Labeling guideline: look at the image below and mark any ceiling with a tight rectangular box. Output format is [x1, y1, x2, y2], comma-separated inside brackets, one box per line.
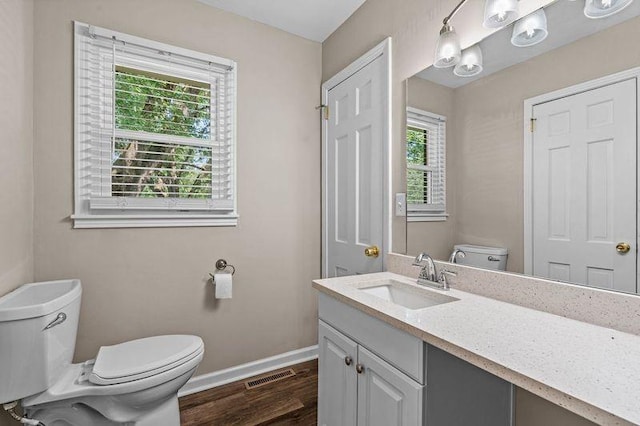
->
[197, 0, 367, 42]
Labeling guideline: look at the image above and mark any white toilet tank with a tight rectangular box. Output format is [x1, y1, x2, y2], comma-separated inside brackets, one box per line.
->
[453, 244, 508, 271]
[0, 280, 82, 403]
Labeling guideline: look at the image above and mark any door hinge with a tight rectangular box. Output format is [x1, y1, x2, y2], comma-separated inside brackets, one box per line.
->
[316, 104, 330, 120]
[530, 118, 537, 133]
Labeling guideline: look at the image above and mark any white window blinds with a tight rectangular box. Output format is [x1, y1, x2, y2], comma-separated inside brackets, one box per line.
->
[74, 22, 237, 228]
[406, 107, 446, 217]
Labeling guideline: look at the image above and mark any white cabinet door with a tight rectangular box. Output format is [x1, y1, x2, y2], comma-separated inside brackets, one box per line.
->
[532, 78, 637, 292]
[318, 321, 358, 426]
[356, 346, 423, 426]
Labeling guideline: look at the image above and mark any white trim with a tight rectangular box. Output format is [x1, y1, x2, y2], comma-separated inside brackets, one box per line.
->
[407, 214, 449, 222]
[523, 67, 640, 287]
[72, 215, 238, 229]
[178, 345, 319, 397]
[321, 37, 392, 278]
[406, 107, 445, 122]
[87, 22, 235, 69]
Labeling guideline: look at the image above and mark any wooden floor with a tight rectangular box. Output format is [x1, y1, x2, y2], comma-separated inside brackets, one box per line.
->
[179, 360, 318, 425]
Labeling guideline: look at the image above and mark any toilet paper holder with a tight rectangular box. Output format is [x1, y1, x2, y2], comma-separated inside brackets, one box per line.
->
[209, 259, 235, 282]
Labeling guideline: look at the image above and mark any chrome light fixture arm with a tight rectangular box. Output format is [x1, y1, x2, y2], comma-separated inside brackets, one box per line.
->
[442, 0, 471, 28]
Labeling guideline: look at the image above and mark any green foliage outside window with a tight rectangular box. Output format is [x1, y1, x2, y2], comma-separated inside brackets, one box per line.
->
[407, 127, 429, 204]
[112, 67, 213, 199]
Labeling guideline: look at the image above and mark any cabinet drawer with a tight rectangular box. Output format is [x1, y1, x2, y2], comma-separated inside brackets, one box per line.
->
[318, 293, 425, 384]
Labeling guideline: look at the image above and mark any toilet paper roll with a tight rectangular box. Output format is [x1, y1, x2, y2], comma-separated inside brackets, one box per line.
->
[214, 272, 233, 299]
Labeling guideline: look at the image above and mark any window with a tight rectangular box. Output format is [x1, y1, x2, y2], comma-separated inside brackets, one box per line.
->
[406, 107, 447, 221]
[73, 22, 237, 228]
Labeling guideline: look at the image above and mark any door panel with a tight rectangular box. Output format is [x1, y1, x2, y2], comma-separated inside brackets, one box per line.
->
[356, 346, 423, 426]
[318, 321, 358, 426]
[532, 78, 637, 293]
[327, 56, 385, 277]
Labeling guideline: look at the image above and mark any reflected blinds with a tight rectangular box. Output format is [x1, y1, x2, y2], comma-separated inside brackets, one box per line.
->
[406, 108, 446, 215]
[75, 22, 235, 212]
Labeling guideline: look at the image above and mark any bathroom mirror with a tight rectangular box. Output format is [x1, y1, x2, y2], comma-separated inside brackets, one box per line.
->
[404, 0, 640, 294]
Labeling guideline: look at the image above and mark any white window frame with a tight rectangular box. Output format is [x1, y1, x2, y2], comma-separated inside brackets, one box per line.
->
[72, 22, 237, 229]
[406, 107, 447, 222]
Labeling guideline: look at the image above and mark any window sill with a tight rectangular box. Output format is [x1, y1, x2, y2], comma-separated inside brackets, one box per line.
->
[71, 214, 238, 229]
[407, 213, 448, 223]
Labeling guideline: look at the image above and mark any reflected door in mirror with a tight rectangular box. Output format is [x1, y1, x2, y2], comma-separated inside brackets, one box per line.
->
[532, 79, 637, 293]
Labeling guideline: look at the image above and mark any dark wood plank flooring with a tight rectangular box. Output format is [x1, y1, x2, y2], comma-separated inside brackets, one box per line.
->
[179, 360, 318, 425]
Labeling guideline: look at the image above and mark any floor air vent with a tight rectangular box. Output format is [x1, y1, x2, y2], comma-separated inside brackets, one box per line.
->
[244, 368, 296, 390]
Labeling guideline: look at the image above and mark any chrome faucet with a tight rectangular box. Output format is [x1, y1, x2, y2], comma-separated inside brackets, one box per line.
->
[413, 252, 437, 283]
[413, 252, 457, 291]
[449, 248, 466, 263]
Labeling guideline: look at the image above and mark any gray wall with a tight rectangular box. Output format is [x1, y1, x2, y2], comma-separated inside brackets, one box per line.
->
[32, 0, 322, 376]
[0, 0, 34, 296]
[0, 2, 34, 424]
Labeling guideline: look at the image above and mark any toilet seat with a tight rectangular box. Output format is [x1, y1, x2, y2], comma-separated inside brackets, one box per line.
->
[90, 335, 204, 385]
[22, 335, 204, 407]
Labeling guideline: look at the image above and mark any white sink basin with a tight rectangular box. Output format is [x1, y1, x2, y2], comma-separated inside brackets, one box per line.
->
[359, 279, 459, 310]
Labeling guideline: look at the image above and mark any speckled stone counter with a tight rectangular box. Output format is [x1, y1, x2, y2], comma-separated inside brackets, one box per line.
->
[313, 272, 640, 425]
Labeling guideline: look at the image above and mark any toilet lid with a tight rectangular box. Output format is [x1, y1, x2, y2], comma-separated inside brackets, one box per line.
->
[89, 335, 204, 385]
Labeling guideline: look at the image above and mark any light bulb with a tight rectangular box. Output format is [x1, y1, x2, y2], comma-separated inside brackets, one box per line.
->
[483, 0, 519, 28]
[511, 9, 548, 47]
[454, 45, 483, 77]
[584, 0, 633, 18]
[434, 26, 461, 68]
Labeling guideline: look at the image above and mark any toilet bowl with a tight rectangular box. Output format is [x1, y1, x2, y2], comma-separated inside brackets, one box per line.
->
[0, 280, 204, 426]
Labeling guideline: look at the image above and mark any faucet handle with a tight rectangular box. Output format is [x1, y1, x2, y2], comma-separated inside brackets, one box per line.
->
[438, 269, 457, 290]
[439, 269, 457, 279]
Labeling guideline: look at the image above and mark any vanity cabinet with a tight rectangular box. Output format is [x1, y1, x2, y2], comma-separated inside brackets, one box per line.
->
[318, 293, 514, 426]
[319, 321, 423, 426]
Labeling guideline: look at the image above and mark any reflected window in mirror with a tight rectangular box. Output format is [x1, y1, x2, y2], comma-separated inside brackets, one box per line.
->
[406, 108, 447, 222]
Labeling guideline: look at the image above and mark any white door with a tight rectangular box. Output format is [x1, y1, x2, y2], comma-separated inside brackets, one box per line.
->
[532, 78, 637, 292]
[318, 321, 358, 426]
[356, 346, 423, 426]
[325, 54, 385, 278]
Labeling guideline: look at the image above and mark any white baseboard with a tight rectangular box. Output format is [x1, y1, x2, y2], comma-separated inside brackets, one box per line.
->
[178, 345, 319, 397]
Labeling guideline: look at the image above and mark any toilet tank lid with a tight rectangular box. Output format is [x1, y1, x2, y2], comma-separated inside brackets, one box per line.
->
[0, 279, 82, 322]
[454, 244, 508, 256]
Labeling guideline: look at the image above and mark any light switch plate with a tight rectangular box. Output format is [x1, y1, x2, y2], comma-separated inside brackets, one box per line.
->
[395, 193, 406, 216]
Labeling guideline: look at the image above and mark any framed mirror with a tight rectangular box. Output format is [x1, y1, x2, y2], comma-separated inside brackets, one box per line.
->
[404, 0, 640, 294]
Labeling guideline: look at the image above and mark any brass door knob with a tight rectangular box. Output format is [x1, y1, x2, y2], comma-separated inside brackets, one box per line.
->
[364, 246, 380, 258]
[356, 364, 365, 374]
[344, 356, 352, 366]
[616, 242, 631, 254]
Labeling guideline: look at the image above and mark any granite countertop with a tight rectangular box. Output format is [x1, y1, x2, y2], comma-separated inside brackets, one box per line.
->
[313, 272, 640, 426]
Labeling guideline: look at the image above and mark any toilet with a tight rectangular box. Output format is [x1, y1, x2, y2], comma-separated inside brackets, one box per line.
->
[453, 244, 508, 271]
[0, 279, 204, 426]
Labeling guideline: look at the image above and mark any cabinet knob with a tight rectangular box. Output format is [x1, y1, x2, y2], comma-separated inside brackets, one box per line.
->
[356, 363, 365, 374]
[345, 356, 352, 366]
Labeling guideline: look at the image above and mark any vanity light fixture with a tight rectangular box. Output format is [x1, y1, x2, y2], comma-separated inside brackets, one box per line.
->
[483, 0, 520, 28]
[511, 9, 548, 47]
[454, 45, 483, 77]
[433, 0, 469, 68]
[584, 0, 634, 18]
[434, 25, 462, 68]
